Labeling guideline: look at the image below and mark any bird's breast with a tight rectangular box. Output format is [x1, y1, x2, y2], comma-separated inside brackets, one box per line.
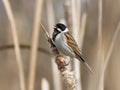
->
[54, 34, 75, 57]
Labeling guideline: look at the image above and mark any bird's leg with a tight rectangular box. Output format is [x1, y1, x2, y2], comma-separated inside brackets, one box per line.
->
[64, 58, 72, 66]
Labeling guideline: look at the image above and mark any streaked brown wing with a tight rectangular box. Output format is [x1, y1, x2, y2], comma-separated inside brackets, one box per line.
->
[65, 33, 93, 75]
[65, 32, 82, 56]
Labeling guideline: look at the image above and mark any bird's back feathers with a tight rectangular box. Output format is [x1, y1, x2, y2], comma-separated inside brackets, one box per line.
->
[65, 32, 93, 75]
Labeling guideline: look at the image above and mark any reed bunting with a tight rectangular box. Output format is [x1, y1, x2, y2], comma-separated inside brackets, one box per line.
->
[52, 23, 93, 74]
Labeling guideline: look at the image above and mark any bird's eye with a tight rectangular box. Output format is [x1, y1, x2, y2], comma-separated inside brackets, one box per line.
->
[54, 27, 61, 33]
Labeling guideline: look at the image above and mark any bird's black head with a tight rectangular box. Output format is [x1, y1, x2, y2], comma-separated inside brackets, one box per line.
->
[52, 23, 68, 41]
[55, 23, 66, 31]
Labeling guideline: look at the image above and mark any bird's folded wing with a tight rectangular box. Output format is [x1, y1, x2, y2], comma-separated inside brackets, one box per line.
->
[65, 32, 83, 58]
[65, 33, 94, 75]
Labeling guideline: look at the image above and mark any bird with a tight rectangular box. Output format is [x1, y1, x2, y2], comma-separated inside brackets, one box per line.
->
[52, 23, 93, 74]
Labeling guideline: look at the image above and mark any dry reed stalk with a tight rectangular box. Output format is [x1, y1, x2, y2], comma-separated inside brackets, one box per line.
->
[97, 0, 104, 90]
[71, 0, 82, 90]
[98, 0, 103, 42]
[28, 0, 43, 90]
[97, 0, 103, 63]
[41, 23, 59, 55]
[98, 23, 120, 90]
[97, 0, 103, 57]
[71, 0, 79, 39]
[46, 0, 62, 89]
[41, 78, 50, 90]
[104, 23, 120, 77]
[86, 0, 103, 89]
[2, 0, 26, 90]
[64, 0, 72, 32]
[79, 13, 87, 49]
[46, 0, 55, 35]
[97, 0, 103, 61]
[76, 0, 81, 36]
[40, 23, 50, 40]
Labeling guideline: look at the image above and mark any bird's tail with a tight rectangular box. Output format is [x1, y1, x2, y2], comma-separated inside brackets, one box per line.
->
[76, 55, 94, 75]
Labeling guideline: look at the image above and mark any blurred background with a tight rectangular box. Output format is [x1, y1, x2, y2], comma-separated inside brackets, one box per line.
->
[0, 0, 120, 90]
